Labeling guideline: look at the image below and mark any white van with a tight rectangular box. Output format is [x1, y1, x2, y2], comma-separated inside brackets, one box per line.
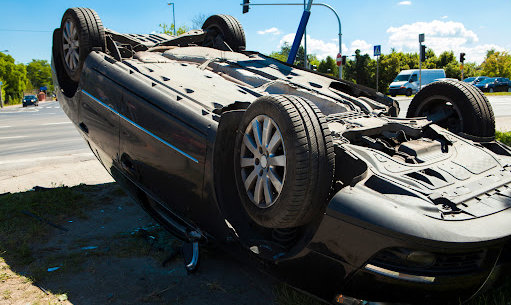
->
[388, 69, 445, 96]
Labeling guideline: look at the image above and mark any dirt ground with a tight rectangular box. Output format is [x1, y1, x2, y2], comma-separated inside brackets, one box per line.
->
[0, 182, 280, 305]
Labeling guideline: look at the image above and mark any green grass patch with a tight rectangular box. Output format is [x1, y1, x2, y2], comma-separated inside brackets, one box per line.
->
[274, 284, 324, 305]
[496, 131, 511, 146]
[485, 92, 511, 96]
[468, 276, 511, 305]
[0, 184, 105, 266]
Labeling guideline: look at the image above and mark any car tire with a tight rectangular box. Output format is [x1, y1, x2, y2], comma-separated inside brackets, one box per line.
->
[390, 94, 396, 97]
[406, 79, 495, 142]
[60, 7, 105, 82]
[202, 15, 246, 52]
[405, 88, 412, 96]
[234, 95, 335, 228]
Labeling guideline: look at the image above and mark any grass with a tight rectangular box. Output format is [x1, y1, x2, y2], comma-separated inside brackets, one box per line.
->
[496, 131, 511, 146]
[485, 92, 511, 96]
[467, 276, 511, 305]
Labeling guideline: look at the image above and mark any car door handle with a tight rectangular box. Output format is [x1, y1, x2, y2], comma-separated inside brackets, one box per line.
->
[120, 153, 137, 176]
[79, 122, 89, 134]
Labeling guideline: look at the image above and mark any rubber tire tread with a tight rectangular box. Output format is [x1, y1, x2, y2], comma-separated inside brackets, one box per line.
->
[234, 95, 334, 228]
[406, 79, 495, 141]
[60, 7, 105, 82]
[202, 14, 246, 51]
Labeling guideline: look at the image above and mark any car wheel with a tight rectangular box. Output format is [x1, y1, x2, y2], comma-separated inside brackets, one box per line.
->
[406, 79, 495, 142]
[60, 7, 105, 82]
[489, 88, 494, 93]
[405, 88, 412, 96]
[390, 94, 396, 97]
[202, 15, 246, 52]
[234, 95, 335, 228]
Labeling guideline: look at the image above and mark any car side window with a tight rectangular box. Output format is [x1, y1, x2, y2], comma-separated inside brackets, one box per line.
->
[410, 74, 418, 82]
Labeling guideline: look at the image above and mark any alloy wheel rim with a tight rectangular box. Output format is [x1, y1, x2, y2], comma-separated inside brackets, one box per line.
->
[240, 115, 286, 208]
[62, 19, 80, 72]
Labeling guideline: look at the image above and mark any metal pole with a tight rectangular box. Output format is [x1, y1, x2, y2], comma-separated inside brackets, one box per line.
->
[0, 82, 3, 108]
[376, 56, 379, 92]
[418, 34, 424, 93]
[303, 0, 307, 69]
[168, 3, 176, 35]
[245, 2, 342, 79]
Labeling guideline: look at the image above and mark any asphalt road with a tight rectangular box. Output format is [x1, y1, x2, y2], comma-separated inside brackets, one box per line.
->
[0, 101, 90, 165]
[0, 101, 113, 193]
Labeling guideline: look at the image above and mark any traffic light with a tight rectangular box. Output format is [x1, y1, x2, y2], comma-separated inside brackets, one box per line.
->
[342, 55, 347, 65]
[242, 0, 250, 14]
[460, 52, 466, 63]
[420, 45, 426, 62]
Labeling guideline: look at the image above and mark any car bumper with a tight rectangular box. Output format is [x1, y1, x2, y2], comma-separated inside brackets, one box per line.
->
[389, 87, 408, 95]
[295, 183, 511, 303]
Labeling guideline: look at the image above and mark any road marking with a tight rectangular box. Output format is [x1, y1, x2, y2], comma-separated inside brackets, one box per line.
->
[0, 152, 94, 165]
[0, 126, 12, 128]
[41, 122, 72, 126]
[0, 136, 27, 140]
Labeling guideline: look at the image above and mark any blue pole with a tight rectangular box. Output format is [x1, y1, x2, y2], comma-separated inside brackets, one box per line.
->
[287, 0, 313, 64]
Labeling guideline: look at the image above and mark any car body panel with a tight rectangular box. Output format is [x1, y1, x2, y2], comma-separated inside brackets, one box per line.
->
[51, 20, 511, 304]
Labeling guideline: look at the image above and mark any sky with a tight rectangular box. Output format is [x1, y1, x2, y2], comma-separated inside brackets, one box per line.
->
[0, 0, 510, 65]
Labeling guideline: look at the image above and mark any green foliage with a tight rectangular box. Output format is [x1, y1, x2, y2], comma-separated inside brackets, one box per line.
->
[496, 131, 511, 146]
[158, 23, 189, 36]
[0, 52, 29, 104]
[481, 50, 511, 78]
[269, 43, 319, 70]
[26, 59, 53, 92]
[317, 56, 338, 77]
[344, 49, 372, 86]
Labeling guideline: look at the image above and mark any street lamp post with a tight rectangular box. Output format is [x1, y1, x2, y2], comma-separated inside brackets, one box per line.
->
[242, 2, 343, 79]
[167, 3, 176, 36]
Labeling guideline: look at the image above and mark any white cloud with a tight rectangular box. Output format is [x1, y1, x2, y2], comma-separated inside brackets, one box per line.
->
[441, 15, 448, 19]
[386, 20, 507, 63]
[279, 33, 338, 59]
[349, 40, 373, 56]
[257, 27, 281, 35]
[398, 1, 412, 5]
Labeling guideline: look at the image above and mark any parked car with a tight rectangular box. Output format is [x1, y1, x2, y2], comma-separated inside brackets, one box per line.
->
[388, 69, 445, 96]
[475, 77, 511, 92]
[463, 76, 488, 85]
[52, 8, 511, 304]
[22, 95, 38, 107]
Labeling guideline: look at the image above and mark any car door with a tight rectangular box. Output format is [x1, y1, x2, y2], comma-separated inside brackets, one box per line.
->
[118, 87, 207, 219]
[79, 66, 121, 173]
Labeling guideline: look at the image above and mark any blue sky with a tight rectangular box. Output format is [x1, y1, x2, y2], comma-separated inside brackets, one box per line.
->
[1, 0, 509, 64]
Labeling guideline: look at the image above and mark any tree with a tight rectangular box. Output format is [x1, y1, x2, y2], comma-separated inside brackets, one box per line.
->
[344, 49, 372, 86]
[159, 23, 189, 36]
[480, 50, 511, 78]
[191, 13, 207, 29]
[26, 59, 53, 92]
[0, 52, 28, 104]
[268, 42, 318, 69]
[317, 56, 338, 77]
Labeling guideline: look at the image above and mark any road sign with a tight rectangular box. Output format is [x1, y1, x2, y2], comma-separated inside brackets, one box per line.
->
[419, 33, 425, 43]
[336, 53, 342, 67]
[373, 45, 381, 57]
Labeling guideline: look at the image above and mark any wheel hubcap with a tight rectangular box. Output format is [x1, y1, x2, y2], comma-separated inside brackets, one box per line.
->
[240, 115, 286, 208]
[62, 19, 80, 71]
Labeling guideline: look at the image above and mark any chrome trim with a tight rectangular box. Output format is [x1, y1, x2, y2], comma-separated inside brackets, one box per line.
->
[81, 90, 199, 163]
[364, 264, 435, 283]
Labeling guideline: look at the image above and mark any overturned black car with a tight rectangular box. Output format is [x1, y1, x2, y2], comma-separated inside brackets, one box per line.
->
[52, 8, 511, 304]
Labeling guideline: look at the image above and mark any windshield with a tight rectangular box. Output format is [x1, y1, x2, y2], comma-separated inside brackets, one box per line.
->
[479, 78, 496, 84]
[393, 74, 411, 82]
[463, 77, 475, 82]
[24, 95, 36, 99]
